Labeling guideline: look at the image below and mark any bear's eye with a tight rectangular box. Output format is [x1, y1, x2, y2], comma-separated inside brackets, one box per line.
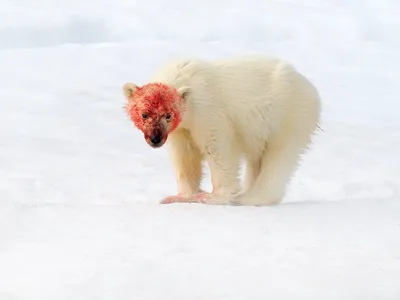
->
[165, 113, 172, 120]
[142, 113, 149, 119]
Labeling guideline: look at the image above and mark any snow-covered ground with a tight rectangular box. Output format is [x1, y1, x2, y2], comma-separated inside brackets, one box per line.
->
[1, 0, 400, 299]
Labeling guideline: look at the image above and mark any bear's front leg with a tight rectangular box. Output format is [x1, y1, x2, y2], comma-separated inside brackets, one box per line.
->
[186, 138, 242, 205]
[160, 130, 204, 204]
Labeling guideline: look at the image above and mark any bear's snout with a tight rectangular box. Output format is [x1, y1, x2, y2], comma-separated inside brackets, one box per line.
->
[145, 128, 167, 148]
[150, 134, 162, 146]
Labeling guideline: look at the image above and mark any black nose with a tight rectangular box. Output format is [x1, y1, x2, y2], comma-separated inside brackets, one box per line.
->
[150, 134, 162, 145]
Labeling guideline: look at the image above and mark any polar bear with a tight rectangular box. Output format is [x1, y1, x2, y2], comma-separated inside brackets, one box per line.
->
[123, 55, 321, 206]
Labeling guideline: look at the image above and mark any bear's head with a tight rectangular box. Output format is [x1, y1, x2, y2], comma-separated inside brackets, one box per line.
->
[123, 82, 190, 148]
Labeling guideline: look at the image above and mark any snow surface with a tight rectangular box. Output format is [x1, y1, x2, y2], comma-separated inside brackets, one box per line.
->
[1, 0, 400, 299]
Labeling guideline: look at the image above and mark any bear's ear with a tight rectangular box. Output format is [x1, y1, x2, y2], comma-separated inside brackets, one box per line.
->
[177, 86, 190, 101]
[122, 82, 138, 99]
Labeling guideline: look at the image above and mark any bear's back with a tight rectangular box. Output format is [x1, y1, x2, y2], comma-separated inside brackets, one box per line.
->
[149, 58, 211, 87]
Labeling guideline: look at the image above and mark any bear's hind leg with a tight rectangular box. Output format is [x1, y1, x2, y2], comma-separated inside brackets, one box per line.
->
[233, 129, 313, 206]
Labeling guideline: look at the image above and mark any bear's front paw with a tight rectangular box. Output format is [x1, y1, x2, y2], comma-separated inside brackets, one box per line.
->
[160, 194, 188, 204]
[160, 191, 208, 204]
[189, 192, 233, 205]
[160, 191, 234, 205]
[160, 192, 202, 204]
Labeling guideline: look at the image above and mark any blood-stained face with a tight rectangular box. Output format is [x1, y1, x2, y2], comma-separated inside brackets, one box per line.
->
[123, 82, 189, 148]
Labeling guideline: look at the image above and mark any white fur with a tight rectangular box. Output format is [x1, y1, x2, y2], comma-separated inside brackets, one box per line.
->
[149, 55, 321, 206]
